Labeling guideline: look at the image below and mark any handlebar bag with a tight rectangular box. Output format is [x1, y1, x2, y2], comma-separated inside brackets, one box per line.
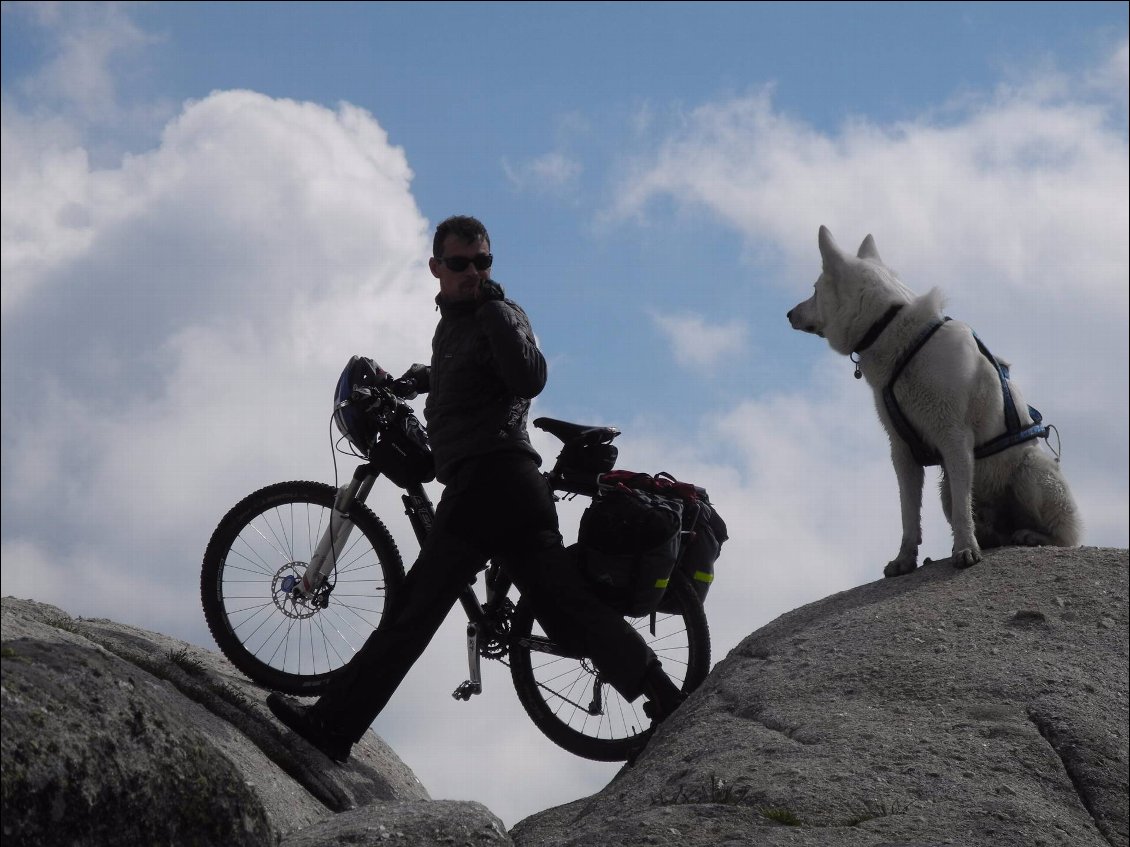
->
[577, 487, 683, 617]
[370, 405, 436, 487]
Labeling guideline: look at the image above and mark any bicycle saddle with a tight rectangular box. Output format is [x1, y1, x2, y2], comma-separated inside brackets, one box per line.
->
[533, 417, 620, 446]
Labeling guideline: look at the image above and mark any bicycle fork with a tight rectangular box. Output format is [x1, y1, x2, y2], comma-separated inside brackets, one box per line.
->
[299, 468, 376, 597]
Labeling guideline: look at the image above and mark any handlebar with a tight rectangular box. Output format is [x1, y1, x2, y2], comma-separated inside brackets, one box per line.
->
[390, 377, 420, 399]
[350, 375, 418, 405]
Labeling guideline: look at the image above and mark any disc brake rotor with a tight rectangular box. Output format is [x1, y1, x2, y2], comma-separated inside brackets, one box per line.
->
[272, 563, 334, 619]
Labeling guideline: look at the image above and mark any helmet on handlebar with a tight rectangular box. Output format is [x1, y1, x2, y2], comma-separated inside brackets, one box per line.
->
[333, 356, 390, 455]
[333, 355, 436, 486]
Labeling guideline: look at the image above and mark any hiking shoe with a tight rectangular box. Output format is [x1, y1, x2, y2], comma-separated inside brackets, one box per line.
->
[266, 693, 352, 764]
[640, 661, 687, 723]
[641, 683, 687, 727]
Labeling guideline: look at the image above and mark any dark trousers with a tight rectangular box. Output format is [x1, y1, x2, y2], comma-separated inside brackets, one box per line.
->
[313, 450, 657, 742]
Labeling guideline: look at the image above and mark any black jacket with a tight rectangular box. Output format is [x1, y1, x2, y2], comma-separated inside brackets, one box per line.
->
[421, 280, 546, 483]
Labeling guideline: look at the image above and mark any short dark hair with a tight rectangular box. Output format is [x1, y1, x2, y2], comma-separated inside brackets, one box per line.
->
[433, 215, 490, 258]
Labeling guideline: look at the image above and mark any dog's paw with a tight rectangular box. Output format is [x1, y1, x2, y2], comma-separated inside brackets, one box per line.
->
[952, 547, 983, 569]
[884, 556, 918, 578]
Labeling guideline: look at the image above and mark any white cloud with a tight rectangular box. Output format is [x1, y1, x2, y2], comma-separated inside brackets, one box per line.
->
[0, 106, 93, 308]
[1089, 37, 1130, 110]
[501, 108, 592, 197]
[610, 80, 1128, 308]
[2, 7, 1126, 831]
[1, 89, 437, 638]
[502, 151, 583, 193]
[607, 41, 1129, 551]
[2, 1, 173, 151]
[649, 309, 748, 369]
[28, 5, 155, 120]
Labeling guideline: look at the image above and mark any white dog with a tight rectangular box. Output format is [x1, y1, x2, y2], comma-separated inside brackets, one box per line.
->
[788, 226, 1080, 576]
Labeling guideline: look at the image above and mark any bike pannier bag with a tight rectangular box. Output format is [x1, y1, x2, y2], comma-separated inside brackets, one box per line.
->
[577, 487, 683, 617]
[596, 470, 729, 613]
[657, 498, 729, 613]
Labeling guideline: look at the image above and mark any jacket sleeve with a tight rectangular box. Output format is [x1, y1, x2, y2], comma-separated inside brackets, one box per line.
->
[476, 300, 548, 399]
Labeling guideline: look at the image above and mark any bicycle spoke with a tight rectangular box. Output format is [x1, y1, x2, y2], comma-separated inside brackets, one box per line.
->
[204, 483, 400, 687]
[509, 573, 708, 759]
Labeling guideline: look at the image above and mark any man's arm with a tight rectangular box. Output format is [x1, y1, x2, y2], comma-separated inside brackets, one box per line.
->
[477, 300, 547, 399]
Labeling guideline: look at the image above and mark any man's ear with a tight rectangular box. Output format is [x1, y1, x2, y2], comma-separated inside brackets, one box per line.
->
[429, 257, 442, 279]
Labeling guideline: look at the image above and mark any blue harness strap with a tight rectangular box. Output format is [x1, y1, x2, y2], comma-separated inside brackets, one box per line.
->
[882, 318, 1049, 467]
[970, 333, 1049, 460]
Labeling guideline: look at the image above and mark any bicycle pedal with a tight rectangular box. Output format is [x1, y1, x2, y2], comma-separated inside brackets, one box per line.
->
[452, 680, 481, 701]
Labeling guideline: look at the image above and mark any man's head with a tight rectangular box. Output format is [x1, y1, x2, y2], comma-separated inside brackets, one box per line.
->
[430, 215, 493, 303]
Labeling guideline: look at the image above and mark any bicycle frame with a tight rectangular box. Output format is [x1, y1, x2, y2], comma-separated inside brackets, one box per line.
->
[296, 424, 613, 703]
[203, 369, 712, 761]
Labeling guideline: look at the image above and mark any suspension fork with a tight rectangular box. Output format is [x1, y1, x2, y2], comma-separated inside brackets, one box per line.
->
[400, 481, 435, 546]
[301, 464, 377, 594]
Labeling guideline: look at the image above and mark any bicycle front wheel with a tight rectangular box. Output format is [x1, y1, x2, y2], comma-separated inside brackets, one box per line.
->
[509, 572, 710, 762]
[200, 480, 405, 695]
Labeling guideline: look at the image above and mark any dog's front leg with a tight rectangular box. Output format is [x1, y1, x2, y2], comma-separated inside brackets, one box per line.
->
[940, 439, 982, 568]
[885, 443, 924, 577]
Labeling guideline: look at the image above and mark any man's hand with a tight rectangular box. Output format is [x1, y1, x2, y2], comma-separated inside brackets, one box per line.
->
[393, 364, 430, 399]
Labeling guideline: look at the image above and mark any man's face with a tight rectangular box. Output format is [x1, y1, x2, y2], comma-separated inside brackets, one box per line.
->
[430, 234, 492, 303]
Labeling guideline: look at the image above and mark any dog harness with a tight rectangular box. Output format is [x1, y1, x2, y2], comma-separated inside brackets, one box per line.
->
[855, 307, 1050, 468]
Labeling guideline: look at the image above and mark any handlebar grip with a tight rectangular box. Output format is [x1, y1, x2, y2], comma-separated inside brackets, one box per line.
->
[390, 377, 419, 399]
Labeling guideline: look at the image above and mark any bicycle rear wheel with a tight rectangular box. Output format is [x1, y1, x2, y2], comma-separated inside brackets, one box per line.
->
[200, 480, 404, 695]
[509, 572, 710, 761]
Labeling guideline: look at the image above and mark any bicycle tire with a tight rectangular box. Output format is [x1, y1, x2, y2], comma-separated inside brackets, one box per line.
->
[201, 480, 405, 695]
[508, 572, 710, 762]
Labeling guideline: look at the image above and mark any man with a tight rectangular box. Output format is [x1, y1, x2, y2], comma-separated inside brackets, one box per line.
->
[267, 215, 684, 763]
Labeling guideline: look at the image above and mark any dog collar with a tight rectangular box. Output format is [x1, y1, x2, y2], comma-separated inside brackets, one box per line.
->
[853, 304, 904, 354]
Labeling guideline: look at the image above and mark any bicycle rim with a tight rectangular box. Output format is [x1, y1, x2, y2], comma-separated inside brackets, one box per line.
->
[509, 573, 710, 761]
[201, 480, 404, 695]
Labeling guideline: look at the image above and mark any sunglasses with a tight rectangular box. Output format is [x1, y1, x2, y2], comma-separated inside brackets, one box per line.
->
[437, 253, 493, 272]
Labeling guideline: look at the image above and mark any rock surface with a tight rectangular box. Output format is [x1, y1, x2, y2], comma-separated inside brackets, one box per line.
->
[512, 546, 1128, 847]
[2, 545, 1126, 846]
[0, 597, 508, 846]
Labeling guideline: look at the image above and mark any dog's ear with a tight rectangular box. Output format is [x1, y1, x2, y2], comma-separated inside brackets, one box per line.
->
[818, 225, 846, 275]
[857, 234, 882, 263]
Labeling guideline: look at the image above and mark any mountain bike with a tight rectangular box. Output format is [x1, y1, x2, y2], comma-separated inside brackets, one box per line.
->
[200, 357, 711, 761]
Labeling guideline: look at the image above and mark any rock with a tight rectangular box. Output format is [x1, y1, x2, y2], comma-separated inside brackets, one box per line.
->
[280, 800, 511, 846]
[1, 597, 512, 846]
[4, 545, 1126, 847]
[511, 546, 1129, 847]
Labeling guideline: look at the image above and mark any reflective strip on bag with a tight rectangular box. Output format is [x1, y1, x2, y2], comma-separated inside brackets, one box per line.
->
[693, 570, 714, 584]
[654, 577, 670, 589]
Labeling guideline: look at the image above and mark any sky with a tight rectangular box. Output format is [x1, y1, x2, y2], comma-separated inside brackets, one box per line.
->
[2, 0, 1127, 830]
